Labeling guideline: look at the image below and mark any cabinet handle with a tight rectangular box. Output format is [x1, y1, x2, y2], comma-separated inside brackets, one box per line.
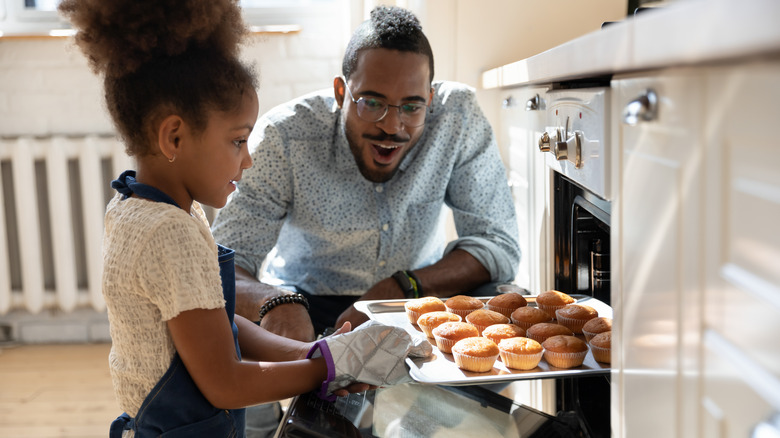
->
[526, 94, 544, 111]
[752, 413, 780, 438]
[623, 89, 658, 125]
[502, 96, 515, 109]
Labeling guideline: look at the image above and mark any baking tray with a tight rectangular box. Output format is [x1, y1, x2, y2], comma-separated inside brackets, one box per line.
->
[354, 294, 611, 386]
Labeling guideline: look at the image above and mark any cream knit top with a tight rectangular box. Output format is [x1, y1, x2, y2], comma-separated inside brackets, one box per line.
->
[102, 193, 225, 417]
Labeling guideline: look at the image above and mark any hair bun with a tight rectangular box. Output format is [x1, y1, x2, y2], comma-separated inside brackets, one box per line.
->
[59, 0, 247, 78]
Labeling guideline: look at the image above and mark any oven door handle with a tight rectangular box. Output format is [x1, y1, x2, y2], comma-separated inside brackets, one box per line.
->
[623, 89, 658, 125]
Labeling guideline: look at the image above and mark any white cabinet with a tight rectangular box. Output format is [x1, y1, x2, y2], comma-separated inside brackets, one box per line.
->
[700, 61, 780, 438]
[612, 61, 780, 438]
[613, 69, 705, 438]
[499, 87, 551, 294]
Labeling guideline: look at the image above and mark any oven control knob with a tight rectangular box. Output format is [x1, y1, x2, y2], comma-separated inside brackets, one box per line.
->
[538, 132, 552, 152]
[555, 131, 586, 168]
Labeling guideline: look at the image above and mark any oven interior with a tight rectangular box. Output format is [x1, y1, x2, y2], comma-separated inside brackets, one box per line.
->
[552, 171, 611, 438]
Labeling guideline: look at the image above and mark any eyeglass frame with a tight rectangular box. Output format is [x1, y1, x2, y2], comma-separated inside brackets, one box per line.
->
[342, 79, 430, 127]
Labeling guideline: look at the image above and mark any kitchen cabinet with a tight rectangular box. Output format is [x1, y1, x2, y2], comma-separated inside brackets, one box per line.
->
[499, 86, 551, 295]
[612, 60, 780, 437]
[612, 68, 705, 438]
[700, 61, 780, 437]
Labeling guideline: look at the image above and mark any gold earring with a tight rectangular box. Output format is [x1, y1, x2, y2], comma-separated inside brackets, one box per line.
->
[168, 154, 176, 163]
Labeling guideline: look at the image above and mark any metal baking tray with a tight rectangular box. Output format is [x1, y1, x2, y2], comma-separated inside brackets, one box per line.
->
[354, 294, 611, 386]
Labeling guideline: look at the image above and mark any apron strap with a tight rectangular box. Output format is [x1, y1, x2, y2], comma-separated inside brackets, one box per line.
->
[109, 412, 133, 438]
[111, 169, 180, 208]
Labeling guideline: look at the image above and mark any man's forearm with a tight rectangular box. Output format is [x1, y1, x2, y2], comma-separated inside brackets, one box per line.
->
[411, 249, 490, 298]
[234, 265, 285, 321]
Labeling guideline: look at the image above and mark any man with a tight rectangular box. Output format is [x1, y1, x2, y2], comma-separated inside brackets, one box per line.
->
[212, 5, 520, 342]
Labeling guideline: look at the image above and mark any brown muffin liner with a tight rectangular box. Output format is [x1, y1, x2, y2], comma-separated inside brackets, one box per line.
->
[582, 328, 602, 342]
[486, 304, 516, 318]
[590, 345, 611, 363]
[510, 316, 553, 331]
[526, 331, 553, 344]
[537, 304, 568, 319]
[555, 313, 589, 334]
[452, 352, 499, 373]
[446, 304, 484, 319]
[499, 350, 544, 370]
[543, 350, 588, 368]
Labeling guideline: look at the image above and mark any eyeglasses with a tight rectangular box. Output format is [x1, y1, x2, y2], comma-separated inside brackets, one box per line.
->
[343, 82, 428, 127]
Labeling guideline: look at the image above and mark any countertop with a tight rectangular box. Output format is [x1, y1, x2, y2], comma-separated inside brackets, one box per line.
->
[482, 0, 780, 89]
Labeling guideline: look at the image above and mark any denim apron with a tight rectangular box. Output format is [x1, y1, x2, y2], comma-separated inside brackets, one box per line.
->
[108, 170, 245, 437]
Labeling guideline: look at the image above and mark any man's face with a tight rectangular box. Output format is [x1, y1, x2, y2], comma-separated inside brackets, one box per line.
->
[337, 48, 433, 183]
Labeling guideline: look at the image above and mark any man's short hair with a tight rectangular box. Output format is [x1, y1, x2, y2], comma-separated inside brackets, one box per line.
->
[342, 6, 434, 83]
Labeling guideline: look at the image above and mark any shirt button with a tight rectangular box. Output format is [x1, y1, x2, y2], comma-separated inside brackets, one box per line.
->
[378, 260, 386, 267]
[382, 223, 389, 231]
[375, 185, 383, 193]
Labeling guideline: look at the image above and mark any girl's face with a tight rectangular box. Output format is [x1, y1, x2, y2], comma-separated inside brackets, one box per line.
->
[180, 89, 259, 209]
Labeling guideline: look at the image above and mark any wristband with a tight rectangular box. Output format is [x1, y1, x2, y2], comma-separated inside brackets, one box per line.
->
[306, 339, 336, 401]
[256, 293, 309, 325]
[392, 270, 421, 299]
[406, 270, 423, 297]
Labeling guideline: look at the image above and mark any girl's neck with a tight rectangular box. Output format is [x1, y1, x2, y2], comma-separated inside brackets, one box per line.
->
[133, 160, 193, 212]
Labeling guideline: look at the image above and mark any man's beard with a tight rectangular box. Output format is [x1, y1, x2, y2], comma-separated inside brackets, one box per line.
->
[345, 125, 411, 183]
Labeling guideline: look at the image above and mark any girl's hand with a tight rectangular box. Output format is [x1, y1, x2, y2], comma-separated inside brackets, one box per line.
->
[325, 321, 379, 397]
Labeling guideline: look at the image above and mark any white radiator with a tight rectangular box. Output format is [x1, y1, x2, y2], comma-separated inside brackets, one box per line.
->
[0, 135, 133, 315]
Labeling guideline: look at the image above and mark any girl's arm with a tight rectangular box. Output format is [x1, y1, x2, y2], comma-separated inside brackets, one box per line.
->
[167, 307, 326, 409]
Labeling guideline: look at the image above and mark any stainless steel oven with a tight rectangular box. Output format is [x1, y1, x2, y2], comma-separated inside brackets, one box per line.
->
[538, 84, 613, 438]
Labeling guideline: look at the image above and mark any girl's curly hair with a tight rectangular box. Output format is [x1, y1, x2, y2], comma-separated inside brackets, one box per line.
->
[59, 0, 258, 156]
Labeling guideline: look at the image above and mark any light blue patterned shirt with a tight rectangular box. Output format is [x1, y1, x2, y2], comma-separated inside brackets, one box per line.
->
[211, 81, 520, 296]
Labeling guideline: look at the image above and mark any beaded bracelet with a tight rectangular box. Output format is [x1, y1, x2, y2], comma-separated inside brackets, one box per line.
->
[256, 293, 309, 325]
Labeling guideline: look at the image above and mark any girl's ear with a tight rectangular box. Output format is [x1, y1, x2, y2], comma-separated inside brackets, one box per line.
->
[157, 115, 184, 162]
[333, 76, 346, 108]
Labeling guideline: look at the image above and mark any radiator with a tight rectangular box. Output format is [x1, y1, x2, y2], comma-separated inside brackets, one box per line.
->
[0, 135, 133, 315]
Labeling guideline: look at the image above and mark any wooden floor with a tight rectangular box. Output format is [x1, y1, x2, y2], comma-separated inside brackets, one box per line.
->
[0, 343, 117, 438]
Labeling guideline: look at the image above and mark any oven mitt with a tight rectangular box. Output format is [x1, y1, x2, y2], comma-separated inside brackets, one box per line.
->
[306, 320, 432, 401]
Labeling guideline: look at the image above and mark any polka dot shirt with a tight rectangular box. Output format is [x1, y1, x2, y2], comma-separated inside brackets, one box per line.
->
[211, 81, 520, 296]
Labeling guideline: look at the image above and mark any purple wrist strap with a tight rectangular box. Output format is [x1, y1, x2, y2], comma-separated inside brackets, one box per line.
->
[306, 339, 337, 401]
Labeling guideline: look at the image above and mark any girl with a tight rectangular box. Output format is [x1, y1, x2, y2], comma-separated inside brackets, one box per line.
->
[58, 1, 429, 437]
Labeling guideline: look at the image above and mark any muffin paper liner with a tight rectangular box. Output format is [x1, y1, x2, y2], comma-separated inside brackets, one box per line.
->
[452, 352, 499, 373]
[543, 350, 588, 368]
[499, 350, 544, 370]
[589, 345, 611, 363]
[555, 313, 591, 334]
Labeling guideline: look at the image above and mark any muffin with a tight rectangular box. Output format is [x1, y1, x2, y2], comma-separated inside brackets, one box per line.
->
[486, 292, 528, 318]
[497, 337, 544, 370]
[404, 296, 446, 324]
[542, 335, 589, 368]
[555, 304, 598, 334]
[525, 322, 574, 344]
[589, 331, 611, 364]
[482, 323, 526, 345]
[535, 290, 575, 319]
[465, 308, 510, 335]
[431, 321, 479, 354]
[510, 306, 553, 330]
[451, 337, 499, 373]
[444, 295, 484, 319]
[417, 311, 462, 338]
[582, 317, 613, 342]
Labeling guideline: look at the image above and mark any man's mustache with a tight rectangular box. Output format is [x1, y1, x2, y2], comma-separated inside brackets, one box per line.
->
[363, 133, 410, 143]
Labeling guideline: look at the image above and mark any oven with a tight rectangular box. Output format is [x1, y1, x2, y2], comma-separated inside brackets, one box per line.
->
[538, 84, 613, 438]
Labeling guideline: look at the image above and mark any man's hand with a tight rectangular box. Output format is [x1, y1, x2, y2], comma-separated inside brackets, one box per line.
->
[335, 277, 405, 328]
[235, 266, 316, 342]
[260, 303, 316, 342]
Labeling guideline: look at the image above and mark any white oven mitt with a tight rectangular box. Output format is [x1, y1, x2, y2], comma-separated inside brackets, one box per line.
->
[306, 320, 432, 401]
